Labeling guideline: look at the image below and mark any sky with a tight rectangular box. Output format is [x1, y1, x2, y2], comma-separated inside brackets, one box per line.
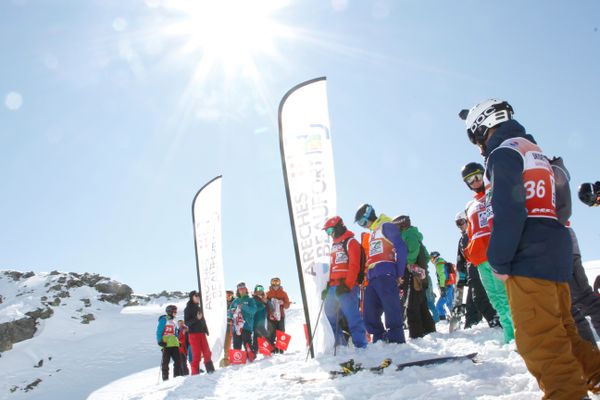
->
[1, 0, 599, 302]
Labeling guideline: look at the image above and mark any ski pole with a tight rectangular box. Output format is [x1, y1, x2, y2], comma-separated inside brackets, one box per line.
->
[305, 297, 326, 362]
[157, 351, 163, 384]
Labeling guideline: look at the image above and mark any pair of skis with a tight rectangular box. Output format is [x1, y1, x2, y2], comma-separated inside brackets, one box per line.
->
[281, 352, 478, 383]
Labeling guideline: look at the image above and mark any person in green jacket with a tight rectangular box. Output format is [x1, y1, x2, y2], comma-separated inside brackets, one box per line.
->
[251, 284, 270, 354]
[393, 215, 436, 338]
[228, 282, 257, 360]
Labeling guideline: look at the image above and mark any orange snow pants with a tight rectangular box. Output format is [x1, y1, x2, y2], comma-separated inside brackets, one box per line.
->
[505, 276, 600, 400]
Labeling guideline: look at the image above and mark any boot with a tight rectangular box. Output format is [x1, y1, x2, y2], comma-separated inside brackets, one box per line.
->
[205, 361, 215, 374]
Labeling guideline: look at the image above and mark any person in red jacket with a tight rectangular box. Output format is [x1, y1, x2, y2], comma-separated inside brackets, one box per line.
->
[177, 320, 190, 375]
[321, 216, 367, 348]
[266, 277, 290, 353]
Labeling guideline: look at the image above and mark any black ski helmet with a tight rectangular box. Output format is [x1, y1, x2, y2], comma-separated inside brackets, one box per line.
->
[355, 204, 376, 227]
[392, 215, 411, 229]
[165, 305, 177, 316]
[578, 182, 600, 207]
[461, 162, 485, 192]
[430, 251, 440, 260]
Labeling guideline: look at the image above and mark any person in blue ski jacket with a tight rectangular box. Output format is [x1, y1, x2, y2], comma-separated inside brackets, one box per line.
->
[156, 304, 182, 380]
[355, 204, 408, 344]
[228, 282, 257, 360]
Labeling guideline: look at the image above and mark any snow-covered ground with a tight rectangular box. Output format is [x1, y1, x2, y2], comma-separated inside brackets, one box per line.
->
[3, 266, 600, 400]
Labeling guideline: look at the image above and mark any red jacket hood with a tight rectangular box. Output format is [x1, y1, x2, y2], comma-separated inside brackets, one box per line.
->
[333, 229, 355, 244]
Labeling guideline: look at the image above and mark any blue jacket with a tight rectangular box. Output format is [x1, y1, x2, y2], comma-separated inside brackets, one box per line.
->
[228, 295, 257, 331]
[156, 315, 180, 347]
[484, 120, 572, 282]
[367, 215, 408, 280]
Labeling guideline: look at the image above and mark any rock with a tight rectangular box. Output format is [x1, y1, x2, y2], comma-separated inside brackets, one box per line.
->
[0, 317, 37, 352]
[24, 378, 42, 392]
[95, 281, 133, 304]
[10, 386, 18, 393]
[5, 271, 23, 281]
[123, 299, 140, 307]
[47, 284, 62, 292]
[65, 278, 84, 289]
[57, 291, 70, 299]
[34, 359, 43, 368]
[81, 298, 91, 307]
[22, 272, 35, 279]
[40, 296, 48, 302]
[49, 297, 61, 307]
[25, 307, 54, 320]
[80, 314, 95, 324]
[79, 273, 104, 287]
[57, 276, 67, 284]
[49, 270, 60, 276]
[0, 294, 3, 304]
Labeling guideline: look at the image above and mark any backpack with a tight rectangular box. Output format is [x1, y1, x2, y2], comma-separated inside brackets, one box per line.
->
[341, 237, 366, 285]
[547, 156, 571, 226]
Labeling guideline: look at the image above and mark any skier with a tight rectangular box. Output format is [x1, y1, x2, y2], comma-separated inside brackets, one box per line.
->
[220, 289, 235, 367]
[184, 291, 215, 374]
[460, 161, 514, 342]
[177, 320, 190, 375]
[460, 98, 600, 398]
[455, 211, 499, 329]
[251, 284, 270, 354]
[392, 215, 436, 338]
[569, 227, 600, 345]
[266, 277, 290, 353]
[321, 216, 367, 349]
[228, 282, 257, 360]
[156, 305, 182, 380]
[354, 204, 408, 344]
[430, 252, 456, 321]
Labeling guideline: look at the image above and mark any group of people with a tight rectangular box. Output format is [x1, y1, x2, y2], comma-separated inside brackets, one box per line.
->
[224, 278, 290, 363]
[321, 99, 600, 399]
[157, 98, 600, 399]
[156, 290, 214, 381]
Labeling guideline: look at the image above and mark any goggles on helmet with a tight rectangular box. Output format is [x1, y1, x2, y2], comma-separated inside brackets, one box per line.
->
[271, 278, 281, 286]
[325, 227, 335, 236]
[465, 173, 483, 185]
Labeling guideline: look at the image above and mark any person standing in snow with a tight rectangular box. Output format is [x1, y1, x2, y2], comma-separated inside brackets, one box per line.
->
[184, 290, 215, 374]
[229, 282, 257, 360]
[430, 252, 456, 321]
[568, 227, 600, 346]
[460, 161, 514, 342]
[266, 277, 290, 353]
[321, 216, 367, 348]
[355, 204, 408, 344]
[460, 98, 600, 398]
[392, 215, 436, 339]
[454, 211, 499, 329]
[177, 320, 190, 375]
[251, 284, 270, 354]
[156, 305, 182, 380]
[220, 289, 235, 367]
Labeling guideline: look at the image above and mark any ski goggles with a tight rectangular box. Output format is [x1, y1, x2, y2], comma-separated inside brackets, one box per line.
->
[455, 219, 467, 227]
[464, 173, 483, 185]
[237, 282, 247, 289]
[254, 285, 265, 293]
[270, 278, 281, 286]
[356, 215, 369, 228]
[325, 227, 335, 236]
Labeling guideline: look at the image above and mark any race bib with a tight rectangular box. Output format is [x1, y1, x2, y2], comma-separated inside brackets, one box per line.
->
[477, 211, 488, 228]
[369, 240, 383, 257]
[334, 251, 348, 264]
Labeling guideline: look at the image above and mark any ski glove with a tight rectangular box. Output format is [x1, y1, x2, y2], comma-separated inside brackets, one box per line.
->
[158, 341, 166, 348]
[335, 282, 351, 296]
[321, 288, 328, 300]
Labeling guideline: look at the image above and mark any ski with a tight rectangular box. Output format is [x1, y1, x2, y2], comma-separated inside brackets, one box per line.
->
[396, 352, 478, 371]
[280, 358, 393, 384]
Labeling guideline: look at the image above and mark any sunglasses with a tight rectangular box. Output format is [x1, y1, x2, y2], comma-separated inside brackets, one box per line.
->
[456, 219, 467, 227]
[465, 173, 483, 185]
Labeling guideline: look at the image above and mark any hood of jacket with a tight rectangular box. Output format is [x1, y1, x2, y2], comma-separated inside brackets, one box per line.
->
[483, 119, 537, 158]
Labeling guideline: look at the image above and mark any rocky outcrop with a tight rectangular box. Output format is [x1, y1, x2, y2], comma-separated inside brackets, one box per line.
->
[0, 317, 37, 352]
[80, 313, 95, 324]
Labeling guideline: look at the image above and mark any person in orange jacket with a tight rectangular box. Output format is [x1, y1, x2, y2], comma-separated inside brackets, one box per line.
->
[266, 277, 290, 353]
[321, 216, 367, 348]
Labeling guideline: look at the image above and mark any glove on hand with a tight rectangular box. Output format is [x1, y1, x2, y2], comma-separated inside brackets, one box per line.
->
[158, 341, 166, 348]
[335, 282, 351, 296]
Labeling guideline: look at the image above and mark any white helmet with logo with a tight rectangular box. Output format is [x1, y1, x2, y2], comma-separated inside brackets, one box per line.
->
[459, 99, 514, 145]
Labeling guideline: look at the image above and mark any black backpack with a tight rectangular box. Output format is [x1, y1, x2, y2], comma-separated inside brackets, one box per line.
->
[547, 156, 571, 226]
[341, 237, 366, 285]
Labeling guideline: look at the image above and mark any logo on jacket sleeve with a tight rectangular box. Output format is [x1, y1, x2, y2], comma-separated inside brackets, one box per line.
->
[369, 240, 383, 257]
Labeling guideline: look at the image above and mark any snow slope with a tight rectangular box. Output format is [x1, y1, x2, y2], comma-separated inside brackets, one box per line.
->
[4, 265, 600, 400]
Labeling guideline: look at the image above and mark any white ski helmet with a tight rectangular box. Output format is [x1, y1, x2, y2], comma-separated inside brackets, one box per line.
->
[459, 99, 514, 145]
[455, 210, 467, 222]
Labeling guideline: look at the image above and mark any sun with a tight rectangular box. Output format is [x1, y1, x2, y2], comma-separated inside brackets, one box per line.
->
[159, 0, 292, 82]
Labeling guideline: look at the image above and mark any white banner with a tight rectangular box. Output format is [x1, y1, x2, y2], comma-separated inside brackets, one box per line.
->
[192, 176, 227, 365]
[278, 77, 336, 357]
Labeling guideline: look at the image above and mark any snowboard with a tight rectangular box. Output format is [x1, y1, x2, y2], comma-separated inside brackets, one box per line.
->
[396, 352, 478, 371]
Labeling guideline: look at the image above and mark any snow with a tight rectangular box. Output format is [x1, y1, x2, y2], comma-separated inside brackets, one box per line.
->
[3, 268, 600, 400]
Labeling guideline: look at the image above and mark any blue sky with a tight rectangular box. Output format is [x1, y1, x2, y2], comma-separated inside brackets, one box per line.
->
[1, 0, 599, 302]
